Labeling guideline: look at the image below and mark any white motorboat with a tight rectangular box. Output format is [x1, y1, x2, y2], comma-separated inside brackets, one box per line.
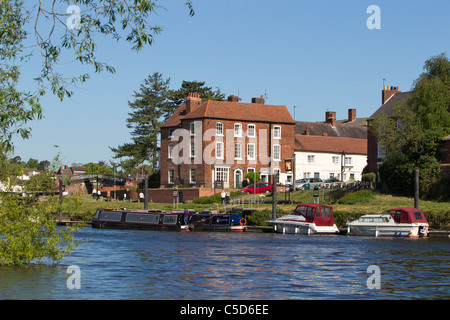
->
[268, 203, 339, 235]
[347, 207, 429, 237]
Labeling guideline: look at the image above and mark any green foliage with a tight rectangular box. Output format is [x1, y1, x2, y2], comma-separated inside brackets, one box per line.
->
[362, 173, 376, 183]
[370, 53, 450, 198]
[84, 162, 114, 175]
[170, 80, 226, 104]
[337, 190, 377, 205]
[0, 192, 82, 266]
[244, 172, 260, 184]
[111, 72, 177, 172]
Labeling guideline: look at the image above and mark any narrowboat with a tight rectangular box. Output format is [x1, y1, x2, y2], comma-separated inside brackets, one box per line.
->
[189, 208, 251, 232]
[346, 207, 429, 237]
[268, 203, 339, 235]
[91, 208, 190, 231]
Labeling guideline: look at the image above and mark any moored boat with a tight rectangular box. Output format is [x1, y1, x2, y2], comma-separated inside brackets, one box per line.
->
[91, 208, 190, 231]
[189, 208, 251, 232]
[346, 207, 429, 237]
[268, 203, 339, 235]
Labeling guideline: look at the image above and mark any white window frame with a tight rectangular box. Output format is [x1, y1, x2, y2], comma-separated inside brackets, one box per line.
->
[189, 168, 196, 184]
[190, 140, 195, 158]
[234, 123, 242, 137]
[216, 122, 224, 136]
[345, 157, 352, 165]
[332, 156, 339, 164]
[168, 169, 174, 184]
[215, 167, 229, 183]
[273, 144, 281, 161]
[168, 143, 174, 159]
[216, 141, 224, 159]
[307, 155, 315, 163]
[190, 122, 195, 136]
[247, 143, 256, 160]
[234, 143, 242, 160]
[247, 124, 256, 138]
[273, 126, 281, 139]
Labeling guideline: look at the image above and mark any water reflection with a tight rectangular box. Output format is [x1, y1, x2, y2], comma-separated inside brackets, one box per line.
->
[0, 228, 449, 299]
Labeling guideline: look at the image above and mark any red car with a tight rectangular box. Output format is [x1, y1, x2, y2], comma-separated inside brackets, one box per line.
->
[241, 182, 273, 194]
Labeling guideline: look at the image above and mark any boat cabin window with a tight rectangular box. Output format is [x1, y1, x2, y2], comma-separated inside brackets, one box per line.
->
[389, 210, 402, 222]
[360, 217, 388, 223]
[321, 206, 330, 217]
[414, 212, 424, 220]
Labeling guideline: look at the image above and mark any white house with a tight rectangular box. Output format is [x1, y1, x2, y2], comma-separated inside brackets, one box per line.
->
[294, 135, 367, 182]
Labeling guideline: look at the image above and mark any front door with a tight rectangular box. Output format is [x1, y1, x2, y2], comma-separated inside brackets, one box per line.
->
[235, 170, 242, 188]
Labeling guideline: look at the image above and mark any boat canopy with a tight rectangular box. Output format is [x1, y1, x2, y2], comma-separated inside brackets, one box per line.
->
[292, 203, 334, 225]
[385, 207, 428, 224]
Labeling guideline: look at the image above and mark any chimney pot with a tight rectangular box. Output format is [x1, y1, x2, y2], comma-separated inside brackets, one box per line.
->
[186, 92, 202, 114]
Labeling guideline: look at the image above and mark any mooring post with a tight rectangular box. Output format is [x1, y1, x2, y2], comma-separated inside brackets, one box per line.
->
[272, 172, 278, 220]
[144, 175, 148, 210]
[414, 169, 419, 209]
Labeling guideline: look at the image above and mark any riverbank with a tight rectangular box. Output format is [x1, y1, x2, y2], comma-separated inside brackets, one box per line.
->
[59, 190, 449, 231]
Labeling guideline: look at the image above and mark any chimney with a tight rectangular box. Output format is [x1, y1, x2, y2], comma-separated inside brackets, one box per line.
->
[348, 108, 356, 122]
[251, 95, 265, 104]
[325, 111, 336, 126]
[186, 92, 202, 114]
[228, 95, 239, 102]
[304, 126, 310, 135]
[381, 85, 401, 105]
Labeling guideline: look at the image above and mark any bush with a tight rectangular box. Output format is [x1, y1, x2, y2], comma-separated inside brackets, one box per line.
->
[337, 190, 377, 204]
[192, 192, 241, 204]
[362, 173, 376, 183]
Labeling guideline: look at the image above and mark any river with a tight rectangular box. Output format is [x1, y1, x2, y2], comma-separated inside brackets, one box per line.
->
[0, 227, 449, 300]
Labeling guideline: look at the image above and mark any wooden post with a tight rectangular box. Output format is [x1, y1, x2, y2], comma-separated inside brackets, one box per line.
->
[414, 169, 419, 209]
[272, 172, 278, 220]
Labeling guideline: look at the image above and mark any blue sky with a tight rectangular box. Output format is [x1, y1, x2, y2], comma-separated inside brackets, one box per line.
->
[12, 0, 450, 166]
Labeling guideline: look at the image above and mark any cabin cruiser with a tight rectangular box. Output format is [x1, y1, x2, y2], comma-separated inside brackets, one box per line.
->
[268, 203, 339, 235]
[346, 207, 429, 237]
[189, 208, 252, 232]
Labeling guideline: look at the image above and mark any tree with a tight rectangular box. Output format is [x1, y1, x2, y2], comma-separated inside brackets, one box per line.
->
[370, 53, 450, 198]
[111, 72, 177, 173]
[170, 80, 226, 106]
[0, 0, 195, 152]
[85, 161, 114, 175]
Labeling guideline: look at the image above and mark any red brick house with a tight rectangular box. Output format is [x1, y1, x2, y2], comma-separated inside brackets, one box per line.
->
[160, 93, 295, 189]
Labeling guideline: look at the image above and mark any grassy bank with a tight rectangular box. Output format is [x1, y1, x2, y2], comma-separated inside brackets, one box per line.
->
[61, 190, 450, 230]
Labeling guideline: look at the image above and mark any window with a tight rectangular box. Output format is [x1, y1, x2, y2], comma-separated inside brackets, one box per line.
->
[190, 141, 195, 158]
[273, 144, 281, 161]
[303, 172, 311, 178]
[168, 143, 174, 159]
[247, 124, 255, 137]
[216, 122, 224, 136]
[234, 123, 242, 137]
[345, 157, 352, 165]
[273, 126, 281, 139]
[215, 167, 229, 182]
[189, 168, 195, 183]
[168, 169, 174, 184]
[190, 122, 195, 136]
[377, 142, 386, 158]
[234, 143, 242, 160]
[332, 156, 339, 164]
[168, 128, 175, 139]
[329, 173, 335, 179]
[307, 155, 315, 163]
[216, 142, 224, 159]
[314, 172, 320, 179]
[247, 143, 255, 160]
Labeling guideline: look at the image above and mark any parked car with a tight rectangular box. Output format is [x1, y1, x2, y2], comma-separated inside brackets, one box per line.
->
[241, 182, 273, 194]
[324, 178, 341, 183]
[295, 178, 323, 190]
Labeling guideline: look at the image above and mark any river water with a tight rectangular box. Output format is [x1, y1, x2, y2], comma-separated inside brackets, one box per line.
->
[0, 227, 449, 300]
